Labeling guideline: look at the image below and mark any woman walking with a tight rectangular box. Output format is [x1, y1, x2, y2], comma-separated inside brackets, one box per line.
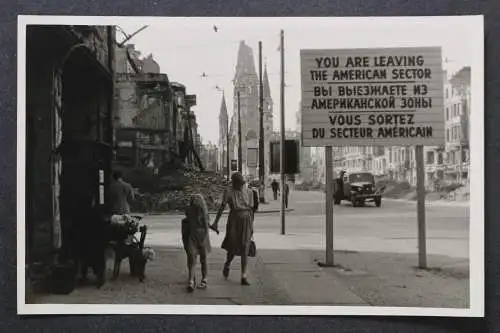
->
[182, 194, 212, 292]
[210, 172, 254, 285]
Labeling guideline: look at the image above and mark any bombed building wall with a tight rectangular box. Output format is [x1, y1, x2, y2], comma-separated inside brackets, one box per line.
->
[114, 73, 179, 169]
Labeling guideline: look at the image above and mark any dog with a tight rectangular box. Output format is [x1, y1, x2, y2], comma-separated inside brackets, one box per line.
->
[111, 225, 154, 282]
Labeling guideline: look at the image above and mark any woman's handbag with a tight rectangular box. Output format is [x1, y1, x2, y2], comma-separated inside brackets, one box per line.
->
[248, 239, 257, 257]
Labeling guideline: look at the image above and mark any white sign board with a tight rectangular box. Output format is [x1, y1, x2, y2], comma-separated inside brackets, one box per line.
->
[300, 47, 444, 147]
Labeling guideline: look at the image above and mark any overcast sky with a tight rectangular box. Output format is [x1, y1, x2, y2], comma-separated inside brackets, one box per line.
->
[119, 16, 478, 145]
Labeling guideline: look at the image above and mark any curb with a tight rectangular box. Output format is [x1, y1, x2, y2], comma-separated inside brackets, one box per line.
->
[133, 208, 295, 217]
[384, 198, 469, 207]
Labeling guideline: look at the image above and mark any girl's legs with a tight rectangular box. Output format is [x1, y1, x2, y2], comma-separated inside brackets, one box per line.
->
[187, 253, 196, 292]
[223, 252, 234, 279]
[200, 252, 207, 280]
[198, 250, 208, 289]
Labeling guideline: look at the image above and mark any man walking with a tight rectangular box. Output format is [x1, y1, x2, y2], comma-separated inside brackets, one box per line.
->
[271, 179, 279, 200]
[284, 182, 290, 209]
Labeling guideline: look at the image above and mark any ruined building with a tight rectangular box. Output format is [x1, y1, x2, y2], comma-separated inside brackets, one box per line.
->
[113, 45, 201, 172]
[228, 41, 273, 180]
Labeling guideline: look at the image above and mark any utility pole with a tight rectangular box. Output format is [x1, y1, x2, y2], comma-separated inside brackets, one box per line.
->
[237, 90, 243, 173]
[416, 145, 427, 268]
[280, 30, 286, 235]
[258, 41, 265, 202]
[226, 115, 230, 181]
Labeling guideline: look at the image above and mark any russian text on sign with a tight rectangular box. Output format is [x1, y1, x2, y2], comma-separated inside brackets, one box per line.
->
[300, 47, 444, 146]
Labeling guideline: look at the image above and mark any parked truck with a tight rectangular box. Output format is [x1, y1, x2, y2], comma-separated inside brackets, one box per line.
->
[333, 171, 385, 207]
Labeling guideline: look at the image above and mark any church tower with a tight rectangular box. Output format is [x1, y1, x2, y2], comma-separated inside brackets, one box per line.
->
[262, 64, 274, 181]
[218, 93, 229, 173]
[232, 41, 260, 178]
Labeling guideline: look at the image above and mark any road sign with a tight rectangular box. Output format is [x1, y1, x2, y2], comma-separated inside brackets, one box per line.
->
[300, 47, 444, 147]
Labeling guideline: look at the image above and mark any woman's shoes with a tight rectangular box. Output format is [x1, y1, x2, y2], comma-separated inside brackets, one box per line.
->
[187, 280, 195, 293]
[241, 277, 250, 286]
[197, 278, 208, 289]
[187, 277, 195, 293]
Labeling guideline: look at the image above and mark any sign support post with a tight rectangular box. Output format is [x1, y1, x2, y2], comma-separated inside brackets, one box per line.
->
[416, 145, 427, 268]
[300, 47, 443, 269]
[323, 145, 334, 266]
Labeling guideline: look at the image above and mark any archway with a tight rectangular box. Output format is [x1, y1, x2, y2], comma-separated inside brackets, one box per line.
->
[57, 47, 111, 279]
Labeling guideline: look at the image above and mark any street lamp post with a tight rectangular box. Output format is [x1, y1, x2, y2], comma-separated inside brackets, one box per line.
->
[226, 117, 230, 180]
[258, 41, 266, 203]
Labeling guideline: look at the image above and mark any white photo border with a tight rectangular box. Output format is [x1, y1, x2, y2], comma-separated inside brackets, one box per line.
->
[17, 14, 485, 317]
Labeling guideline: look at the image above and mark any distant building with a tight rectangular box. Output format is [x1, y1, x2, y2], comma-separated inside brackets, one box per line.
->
[229, 41, 273, 181]
[295, 108, 312, 183]
[444, 67, 471, 184]
[218, 93, 229, 175]
[200, 142, 219, 172]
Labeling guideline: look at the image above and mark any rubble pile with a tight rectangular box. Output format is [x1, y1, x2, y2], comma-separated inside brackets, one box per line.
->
[129, 167, 229, 213]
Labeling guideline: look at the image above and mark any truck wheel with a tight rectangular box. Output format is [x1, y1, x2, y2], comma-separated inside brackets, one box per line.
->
[375, 197, 382, 207]
[352, 199, 358, 207]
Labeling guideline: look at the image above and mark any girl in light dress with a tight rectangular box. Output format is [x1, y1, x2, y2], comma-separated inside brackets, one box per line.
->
[182, 194, 212, 292]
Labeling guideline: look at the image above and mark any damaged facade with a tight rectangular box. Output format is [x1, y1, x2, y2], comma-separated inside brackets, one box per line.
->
[114, 46, 202, 173]
[26, 25, 115, 295]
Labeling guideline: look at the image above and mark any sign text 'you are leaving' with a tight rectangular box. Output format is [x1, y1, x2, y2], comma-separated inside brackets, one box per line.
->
[300, 47, 444, 147]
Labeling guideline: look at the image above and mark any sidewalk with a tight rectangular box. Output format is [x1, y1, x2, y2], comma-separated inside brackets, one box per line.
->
[30, 246, 365, 306]
[31, 245, 468, 308]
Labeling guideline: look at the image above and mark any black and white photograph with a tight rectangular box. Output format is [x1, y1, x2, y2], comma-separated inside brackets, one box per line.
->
[17, 15, 484, 316]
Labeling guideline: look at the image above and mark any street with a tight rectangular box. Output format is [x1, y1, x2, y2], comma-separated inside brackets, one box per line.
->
[145, 189, 470, 259]
[33, 189, 470, 307]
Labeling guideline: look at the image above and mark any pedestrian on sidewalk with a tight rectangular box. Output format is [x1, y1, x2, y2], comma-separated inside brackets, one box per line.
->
[210, 172, 254, 286]
[284, 182, 290, 209]
[271, 179, 279, 200]
[182, 194, 212, 292]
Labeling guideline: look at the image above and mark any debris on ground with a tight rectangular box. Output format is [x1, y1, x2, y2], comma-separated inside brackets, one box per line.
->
[125, 167, 229, 213]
